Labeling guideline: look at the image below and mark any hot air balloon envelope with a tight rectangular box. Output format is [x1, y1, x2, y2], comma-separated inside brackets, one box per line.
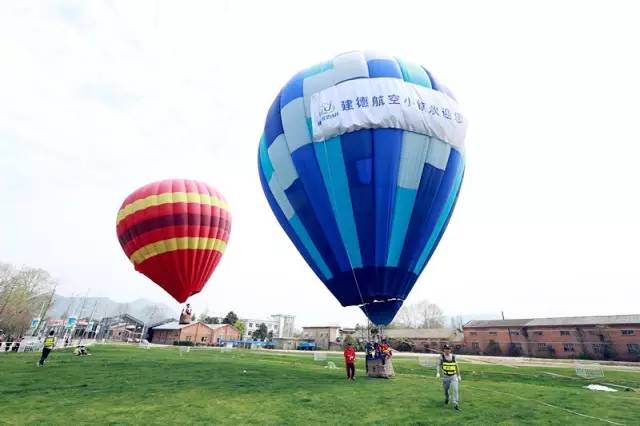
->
[258, 51, 467, 325]
[116, 179, 231, 303]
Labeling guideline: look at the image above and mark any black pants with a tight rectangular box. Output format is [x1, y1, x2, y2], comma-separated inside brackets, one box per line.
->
[39, 348, 52, 365]
[346, 362, 355, 379]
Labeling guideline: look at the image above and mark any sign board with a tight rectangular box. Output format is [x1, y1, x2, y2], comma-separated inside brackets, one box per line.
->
[66, 316, 77, 329]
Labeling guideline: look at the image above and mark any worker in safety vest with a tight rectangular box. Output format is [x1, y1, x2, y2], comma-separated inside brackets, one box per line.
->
[436, 344, 461, 411]
[343, 342, 356, 380]
[38, 331, 56, 367]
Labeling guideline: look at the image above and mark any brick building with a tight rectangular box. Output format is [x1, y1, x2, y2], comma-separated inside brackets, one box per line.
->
[464, 315, 640, 361]
[150, 322, 241, 345]
[384, 328, 465, 353]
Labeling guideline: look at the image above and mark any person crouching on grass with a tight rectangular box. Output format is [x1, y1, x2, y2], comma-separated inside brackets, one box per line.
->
[436, 344, 462, 411]
[344, 342, 356, 380]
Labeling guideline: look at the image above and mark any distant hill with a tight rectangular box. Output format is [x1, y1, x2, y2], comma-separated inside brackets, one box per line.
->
[48, 295, 175, 323]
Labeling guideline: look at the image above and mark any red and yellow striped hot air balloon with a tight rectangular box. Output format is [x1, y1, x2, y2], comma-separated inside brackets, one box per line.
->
[116, 179, 231, 303]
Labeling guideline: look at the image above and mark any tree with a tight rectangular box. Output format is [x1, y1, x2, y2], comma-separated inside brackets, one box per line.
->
[391, 300, 445, 329]
[449, 316, 465, 330]
[343, 334, 355, 347]
[197, 310, 209, 322]
[0, 263, 57, 337]
[233, 320, 245, 336]
[252, 323, 268, 340]
[267, 330, 274, 340]
[416, 300, 444, 328]
[223, 311, 238, 325]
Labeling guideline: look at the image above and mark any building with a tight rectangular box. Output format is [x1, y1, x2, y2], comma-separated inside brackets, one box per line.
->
[150, 321, 241, 345]
[463, 315, 640, 361]
[96, 314, 145, 342]
[383, 328, 464, 353]
[301, 326, 341, 350]
[240, 314, 295, 340]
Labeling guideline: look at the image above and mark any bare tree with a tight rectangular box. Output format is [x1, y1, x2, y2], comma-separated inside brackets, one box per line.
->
[0, 264, 57, 337]
[449, 316, 465, 330]
[390, 299, 445, 329]
[416, 300, 444, 328]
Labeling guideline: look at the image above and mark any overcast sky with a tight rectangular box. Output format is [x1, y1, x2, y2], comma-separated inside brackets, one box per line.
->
[1, 1, 639, 327]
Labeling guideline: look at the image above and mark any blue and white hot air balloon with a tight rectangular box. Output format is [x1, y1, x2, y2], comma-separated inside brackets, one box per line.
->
[257, 51, 467, 325]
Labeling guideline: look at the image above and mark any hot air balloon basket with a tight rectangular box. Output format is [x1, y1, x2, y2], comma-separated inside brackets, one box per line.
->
[366, 358, 395, 378]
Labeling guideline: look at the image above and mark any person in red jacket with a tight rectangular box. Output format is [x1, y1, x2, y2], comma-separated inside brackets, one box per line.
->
[343, 342, 356, 380]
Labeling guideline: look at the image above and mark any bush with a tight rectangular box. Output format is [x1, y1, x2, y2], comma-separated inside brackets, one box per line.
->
[388, 338, 414, 352]
[173, 340, 194, 346]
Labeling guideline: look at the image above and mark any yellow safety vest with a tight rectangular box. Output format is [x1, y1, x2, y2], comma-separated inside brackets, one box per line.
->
[44, 337, 55, 349]
[441, 355, 458, 376]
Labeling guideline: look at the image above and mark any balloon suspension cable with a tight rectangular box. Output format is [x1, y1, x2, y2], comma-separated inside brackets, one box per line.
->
[319, 141, 370, 325]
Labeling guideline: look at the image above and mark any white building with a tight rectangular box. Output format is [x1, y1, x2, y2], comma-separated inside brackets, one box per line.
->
[240, 314, 295, 339]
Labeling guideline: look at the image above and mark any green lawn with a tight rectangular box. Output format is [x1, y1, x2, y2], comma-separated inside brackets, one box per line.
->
[1, 345, 638, 425]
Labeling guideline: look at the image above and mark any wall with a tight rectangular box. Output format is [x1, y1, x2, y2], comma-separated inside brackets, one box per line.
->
[463, 324, 640, 361]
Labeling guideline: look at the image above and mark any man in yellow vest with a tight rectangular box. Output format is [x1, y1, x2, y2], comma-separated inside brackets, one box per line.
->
[436, 344, 461, 410]
[37, 331, 56, 367]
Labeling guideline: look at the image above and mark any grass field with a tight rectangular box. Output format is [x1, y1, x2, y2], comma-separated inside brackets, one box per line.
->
[1, 345, 639, 425]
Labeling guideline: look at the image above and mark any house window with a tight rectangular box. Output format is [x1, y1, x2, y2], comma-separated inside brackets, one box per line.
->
[592, 344, 605, 353]
[563, 344, 575, 352]
[488, 332, 497, 336]
[560, 331, 571, 336]
[186, 336, 192, 341]
[537, 343, 548, 350]
[512, 343, 522, 349]
[534, 331, 543, 336]
[509, 330, 520, 336]
[249, 323, 253, 328]
[628, 344, 639, 354]
[469, 332, 477, 336]
[201, 337, 207, 342]
[621, 330, 635, 336]
[472, 342, 479, 350]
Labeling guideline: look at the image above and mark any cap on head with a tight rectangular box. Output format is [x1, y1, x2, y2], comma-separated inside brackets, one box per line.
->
[443, 344, 451, 350]
[49, 330, 55, 336]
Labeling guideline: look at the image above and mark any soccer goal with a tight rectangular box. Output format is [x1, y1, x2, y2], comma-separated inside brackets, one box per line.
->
[314, 352, 327, 361]
[418, 355, 437, 368]
[575, 363, 604, 379]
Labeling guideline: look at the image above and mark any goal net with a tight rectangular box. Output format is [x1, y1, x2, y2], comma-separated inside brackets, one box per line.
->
[418, 355, 437, 368]
[314, 352, 327, 361]
[575, 363, 604, 379]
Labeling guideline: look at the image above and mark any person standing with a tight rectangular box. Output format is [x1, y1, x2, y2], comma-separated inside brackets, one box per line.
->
[38, 331, 56, 367]
[343, 342, 356, 380]
[436, 344, 462, 411]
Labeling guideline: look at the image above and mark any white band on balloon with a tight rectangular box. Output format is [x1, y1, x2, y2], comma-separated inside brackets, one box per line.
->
[310, 77, 467, 150]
